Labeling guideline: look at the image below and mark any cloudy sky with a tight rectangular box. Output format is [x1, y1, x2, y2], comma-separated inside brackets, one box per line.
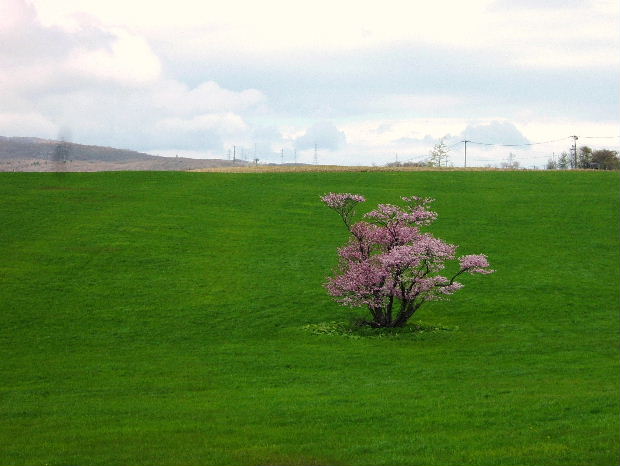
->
[1, 0, 619, 167]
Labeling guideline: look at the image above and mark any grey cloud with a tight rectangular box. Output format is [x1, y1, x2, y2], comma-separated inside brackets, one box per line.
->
[0, 0, 264, 156]
[2, 0, 616, 165]
[252, 125, 282, 143]
[375, 123, 393, 134]
[250, 125, 283, 158]
[160, 41, 619, 122]
[295, 122, 346, 151]
[461, 121, 530, 145]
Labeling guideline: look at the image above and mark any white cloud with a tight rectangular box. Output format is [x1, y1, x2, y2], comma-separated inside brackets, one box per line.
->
[30, 0, 617, 72]
[65, 28, 162, 84]
[1, 3, 162, 88]
[0, 0, 34, 32]
[29, 0, 491, 51]
[341, 118, 465, 147]
[0, 0, 269, 155]
[493, 15, 619, 69]
[1, 0, 617, 167]
[150, 81, 266, 116]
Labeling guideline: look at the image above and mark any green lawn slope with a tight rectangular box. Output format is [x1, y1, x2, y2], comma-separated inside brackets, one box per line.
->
[1, 171, 618, 466]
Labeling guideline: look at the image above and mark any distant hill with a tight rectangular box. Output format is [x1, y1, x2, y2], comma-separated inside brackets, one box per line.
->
[0, 136, 250, 171]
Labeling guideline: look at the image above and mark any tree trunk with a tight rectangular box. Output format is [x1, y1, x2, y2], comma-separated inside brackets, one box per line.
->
[392, 300, 422, 327]
[385, 296, 394, 326]
[368, 306, 385, 327]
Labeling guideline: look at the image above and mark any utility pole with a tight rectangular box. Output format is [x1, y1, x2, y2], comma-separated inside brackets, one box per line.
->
[570, 135, 578, 168]
[281, 148, 284, 164]
[233, 145, 236, 164]
[463, 140, 469, 168]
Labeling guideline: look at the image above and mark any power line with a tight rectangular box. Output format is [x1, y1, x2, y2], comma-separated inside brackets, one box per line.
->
[427, 133, 619, 169]
[465, 136, 571, 147]
[445, 135, 618, 148]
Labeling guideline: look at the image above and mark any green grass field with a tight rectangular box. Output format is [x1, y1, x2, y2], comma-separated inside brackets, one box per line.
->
[1, 171, 618, 466]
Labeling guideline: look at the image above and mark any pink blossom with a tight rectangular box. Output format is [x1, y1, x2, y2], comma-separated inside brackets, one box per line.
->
[364, 204, 418, 224]
[385, 224, 421, 246]
[321, 192, 367, 229]
[326, 260, 387, 308]
[364, 203, 438, 226]
[412, 234, 457, 260]
[322, 192, 494, 327]
[433, 276, 464, 295]
[350, 222, 381, 242]
[411, 277, 436, 294]
[321, 192, 366, 209]
[338, 241, 371, 262]
[379, 245, 422, 270]
[407, 206, 438, 225]
[402, 195, 435, 206]
[351, 223, 421, 247]
[459, 254, 495, 274]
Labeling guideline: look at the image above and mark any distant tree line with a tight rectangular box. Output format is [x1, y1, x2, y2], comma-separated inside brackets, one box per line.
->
[386, 141, 451, 168]
[386, 160, 432, 168]
[383, 142, 619, 170]
[547, 146, 619, 170]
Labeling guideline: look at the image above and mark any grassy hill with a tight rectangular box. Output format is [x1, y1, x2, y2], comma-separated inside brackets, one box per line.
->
[0, 171, 618, 465]
[0, 136, 250, 171]
[0, 136, 157, 162]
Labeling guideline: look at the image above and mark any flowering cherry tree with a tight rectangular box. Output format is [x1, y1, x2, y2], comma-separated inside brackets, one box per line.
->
[321, 193, 494, 328]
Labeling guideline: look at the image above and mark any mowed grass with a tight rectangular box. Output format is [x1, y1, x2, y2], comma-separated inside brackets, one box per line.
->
[0, 170, 618, 466]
